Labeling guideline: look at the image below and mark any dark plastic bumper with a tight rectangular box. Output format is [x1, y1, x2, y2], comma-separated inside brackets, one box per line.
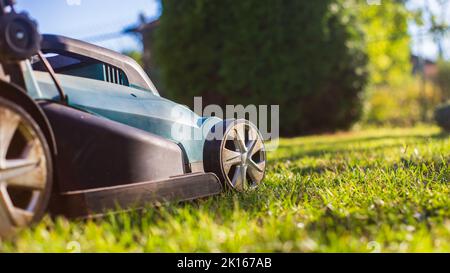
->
[50, 172, 223, 218]
[39, 101, 188, 192]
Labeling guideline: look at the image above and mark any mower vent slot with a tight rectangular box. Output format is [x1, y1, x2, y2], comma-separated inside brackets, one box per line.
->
[103, 64, 128, 86]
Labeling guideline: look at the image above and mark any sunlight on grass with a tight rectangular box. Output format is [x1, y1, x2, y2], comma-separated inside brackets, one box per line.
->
[1, 126, 449, 252]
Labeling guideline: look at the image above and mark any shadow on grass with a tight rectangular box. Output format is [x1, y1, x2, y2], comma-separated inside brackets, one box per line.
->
[271, 143, 409, 164]
[287, 156, 449, 177]
[272, 131, 449, 163]
[277, 131, 447, 150]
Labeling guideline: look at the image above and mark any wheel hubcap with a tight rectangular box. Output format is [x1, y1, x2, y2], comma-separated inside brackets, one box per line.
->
[0, 106, 46, 232]
[221, 122, 266, 191]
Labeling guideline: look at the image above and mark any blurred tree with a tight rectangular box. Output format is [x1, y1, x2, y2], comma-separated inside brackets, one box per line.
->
[357, 0, 412, 85]
[122, 50, 143, 66]
[154, 0, 368, 135]
[435, 60, 450, 100]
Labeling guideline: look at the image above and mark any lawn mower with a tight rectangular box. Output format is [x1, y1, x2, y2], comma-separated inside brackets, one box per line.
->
[0, 0, 266, 236]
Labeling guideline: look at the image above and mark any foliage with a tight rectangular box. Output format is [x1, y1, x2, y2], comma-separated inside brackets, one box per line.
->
[435, 103, 450, 131]
[122, 50, 143, 67]
[357, 0, 412, 86]
[1, 127, 449, 252]
[153, 0, 368, 135]
[362, 77, 442, 126]
[435, 61, 450, 101]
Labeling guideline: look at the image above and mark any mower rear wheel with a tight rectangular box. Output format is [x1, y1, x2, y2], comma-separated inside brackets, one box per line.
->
[0, 97, 53, 237]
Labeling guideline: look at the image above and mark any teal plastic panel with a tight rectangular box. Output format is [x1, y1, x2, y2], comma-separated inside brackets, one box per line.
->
[31, 71, 220, 163]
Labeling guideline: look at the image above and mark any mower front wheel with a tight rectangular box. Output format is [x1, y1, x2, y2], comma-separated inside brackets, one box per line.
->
[204, 119, 266, 192]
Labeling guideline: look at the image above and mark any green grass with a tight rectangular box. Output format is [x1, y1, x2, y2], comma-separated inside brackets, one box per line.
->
[1, 126, 449, 252]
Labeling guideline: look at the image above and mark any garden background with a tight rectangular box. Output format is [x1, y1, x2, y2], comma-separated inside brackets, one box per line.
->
[1, 0, 449, 252]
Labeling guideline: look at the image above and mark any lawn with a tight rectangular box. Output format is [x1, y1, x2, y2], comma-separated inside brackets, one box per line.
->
[1, 126, 449, 252]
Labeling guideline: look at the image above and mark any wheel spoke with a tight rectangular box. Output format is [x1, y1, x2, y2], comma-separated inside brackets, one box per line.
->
[222, 148, 241, 163]
[248, 159, 264, 172]
[246, 128, 264, 156]
[0, 191, 14, 233]
[247, 159, 265, 184]
[246, 127, 257, 148]
[222, 148, 241, 175]
[241, 164, 249, 191]
[251, 139, 264, 156]
[11, 207, 34, 227]
[231, 165, 247, 191]
[1, 158, 42, 189]
[234, 127, 247, 153]
[246, 140, 256, 155]
[0, 183, 12, 220]
[0, 182, 33, 226]
[249, 140, 264, 158]
[0, 108, 20, 159]
[0, 156, 39, 181]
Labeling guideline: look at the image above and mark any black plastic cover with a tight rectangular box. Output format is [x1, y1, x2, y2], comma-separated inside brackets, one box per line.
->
[39, 102, 186, 192]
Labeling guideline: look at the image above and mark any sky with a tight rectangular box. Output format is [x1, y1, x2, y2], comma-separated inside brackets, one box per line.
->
[13, 0, 450, 60]
[407, 0, 450, 60]
[15, 0, 162, 53]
